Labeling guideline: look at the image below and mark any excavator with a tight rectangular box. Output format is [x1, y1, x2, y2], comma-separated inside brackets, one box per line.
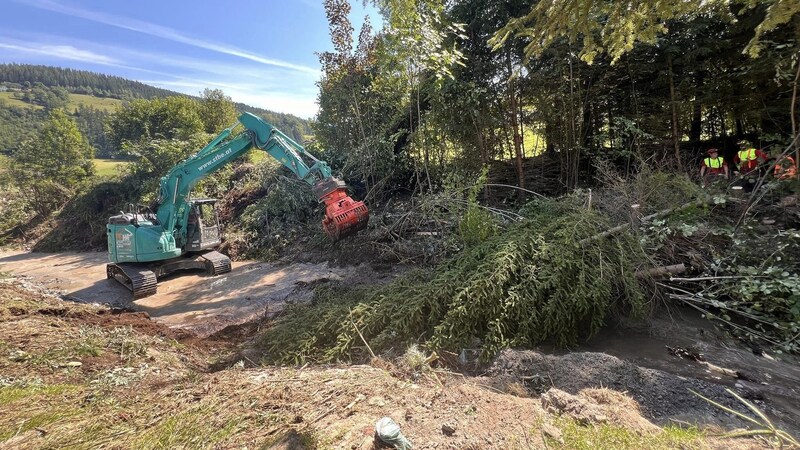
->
[106, 112, 368, 299]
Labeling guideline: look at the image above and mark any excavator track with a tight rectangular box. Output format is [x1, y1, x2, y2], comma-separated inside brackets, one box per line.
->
[201, 251, 231, 276]
[106, 263, 157, 299]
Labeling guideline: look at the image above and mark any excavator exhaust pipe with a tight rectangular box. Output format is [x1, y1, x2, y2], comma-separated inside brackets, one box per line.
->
[313, 177, 369, 241]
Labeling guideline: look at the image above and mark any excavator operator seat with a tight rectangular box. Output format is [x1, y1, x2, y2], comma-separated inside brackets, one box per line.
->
[185, 199, 222, 252]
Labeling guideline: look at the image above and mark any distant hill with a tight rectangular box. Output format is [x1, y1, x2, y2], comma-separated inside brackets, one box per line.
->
[0, 63, 178, 99]
[0, 64, 312, 131]
[0, 64, 313, 155]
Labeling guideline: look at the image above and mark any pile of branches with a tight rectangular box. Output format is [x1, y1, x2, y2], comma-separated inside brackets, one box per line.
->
[259, 199, 648, 364]
[650, 209, 800, 353]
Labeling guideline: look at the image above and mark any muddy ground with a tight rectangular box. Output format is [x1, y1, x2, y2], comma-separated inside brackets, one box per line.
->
[0, 250, 392, 337]
[0, 277, 782, 449]
[0, 250, 799, 448]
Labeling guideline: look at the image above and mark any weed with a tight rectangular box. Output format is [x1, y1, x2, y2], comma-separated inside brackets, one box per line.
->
[398, 345, 433, 375]
[105, 326, 148, 360]
[260, 430, 319, 449]
[132, 405, 243, 449]
[692, 387, 800, 447]
[0, 384, 76, 405]
[544, 417, 706, 450]
[73, 342, 102, 357]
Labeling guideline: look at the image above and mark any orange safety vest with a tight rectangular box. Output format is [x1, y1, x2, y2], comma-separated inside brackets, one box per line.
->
[774, 156, 797, 180]
[704, 157, 724, 169]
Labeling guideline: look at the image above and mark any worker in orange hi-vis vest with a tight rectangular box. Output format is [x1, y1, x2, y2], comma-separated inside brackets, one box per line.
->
[733, 140, 768, 176]
[700, 148, 729, 187]
[774, 154, 797, 180]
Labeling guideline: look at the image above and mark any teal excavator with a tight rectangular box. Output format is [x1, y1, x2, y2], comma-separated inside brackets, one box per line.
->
[106, 112, 369, 299]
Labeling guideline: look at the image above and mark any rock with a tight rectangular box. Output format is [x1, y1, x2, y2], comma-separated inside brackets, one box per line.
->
[541, 388, 609, 425]
[441, 423, 456, 436]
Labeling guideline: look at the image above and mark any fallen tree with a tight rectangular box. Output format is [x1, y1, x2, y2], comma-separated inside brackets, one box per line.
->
[259, 199, 648, 364]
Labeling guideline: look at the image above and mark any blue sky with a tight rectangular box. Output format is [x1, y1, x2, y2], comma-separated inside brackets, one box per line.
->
[0, 0, 380, 118]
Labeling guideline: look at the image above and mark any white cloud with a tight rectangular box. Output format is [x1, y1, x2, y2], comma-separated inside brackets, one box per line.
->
[16, 0, 320, 74]
[144, 78, 318, 119]
[0, 32, 319, 117]
[0, 42, 118, 65]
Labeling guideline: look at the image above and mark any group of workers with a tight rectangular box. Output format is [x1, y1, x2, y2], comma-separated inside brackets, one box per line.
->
[699, 140, 797, 188]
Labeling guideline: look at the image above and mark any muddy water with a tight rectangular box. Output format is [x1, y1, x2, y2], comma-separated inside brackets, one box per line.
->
[577, 307, 800, 431]
[0, 250, 362, 337]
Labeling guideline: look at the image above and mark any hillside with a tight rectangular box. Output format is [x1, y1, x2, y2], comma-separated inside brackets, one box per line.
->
[0, 63, 177, 99]
[0, 64, 312, 126]
[0, 64, 313, 155]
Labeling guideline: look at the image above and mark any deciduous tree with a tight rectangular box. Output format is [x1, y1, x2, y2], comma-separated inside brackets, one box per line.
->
[10, 109, 94, 214]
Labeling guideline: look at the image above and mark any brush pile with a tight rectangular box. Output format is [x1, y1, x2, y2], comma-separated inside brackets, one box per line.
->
[260, 198, 647, 364]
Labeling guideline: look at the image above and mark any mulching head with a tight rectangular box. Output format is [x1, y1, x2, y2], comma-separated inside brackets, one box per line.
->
[313, 177, 369, 241]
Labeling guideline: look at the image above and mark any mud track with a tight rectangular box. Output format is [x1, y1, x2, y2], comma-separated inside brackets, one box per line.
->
[0, 250, 371, 337]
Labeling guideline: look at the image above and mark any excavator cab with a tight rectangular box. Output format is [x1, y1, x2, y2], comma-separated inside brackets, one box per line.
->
[184, 199, 222, 252]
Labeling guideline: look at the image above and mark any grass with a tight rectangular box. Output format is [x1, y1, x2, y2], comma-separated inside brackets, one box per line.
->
[66, 94, 124, 113]
[0, 384, 82, 441]
[0, 92, 43, 110]
[0, 92, 123, 112]
[92, 158, 130, 177]
[0, 410, 77, 441]
[132, 405, 243, 449]
[546, 417, 707, 450]
[0, 384, 78, 406]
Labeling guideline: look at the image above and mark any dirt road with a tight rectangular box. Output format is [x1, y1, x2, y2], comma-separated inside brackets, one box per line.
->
[0, 250, 359, 336]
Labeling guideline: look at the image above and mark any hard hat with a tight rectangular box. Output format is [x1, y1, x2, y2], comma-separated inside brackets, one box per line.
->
[737, 139, 750, 147]
[706, 148, 719, 154]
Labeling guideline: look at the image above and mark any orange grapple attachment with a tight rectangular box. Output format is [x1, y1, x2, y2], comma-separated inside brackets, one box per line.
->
[313, 177, 369, 241]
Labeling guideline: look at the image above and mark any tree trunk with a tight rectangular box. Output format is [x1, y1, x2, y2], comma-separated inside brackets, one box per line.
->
[608, 104, 614, 154]
[510, 88, 525, 191]
[690, 72, 703, 146]
[668, 53, 683, 170]
[417, 79, 432, 192]
[792, 50, 800, 180]
[506, 52, 525, 193]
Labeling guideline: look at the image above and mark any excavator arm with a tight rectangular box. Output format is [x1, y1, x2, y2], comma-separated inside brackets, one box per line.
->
[154, 112, 368, 245]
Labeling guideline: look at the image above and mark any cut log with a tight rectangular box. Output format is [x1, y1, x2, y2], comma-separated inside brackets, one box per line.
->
[580, 199, 708, 245]
[635, 264, 686, 279]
